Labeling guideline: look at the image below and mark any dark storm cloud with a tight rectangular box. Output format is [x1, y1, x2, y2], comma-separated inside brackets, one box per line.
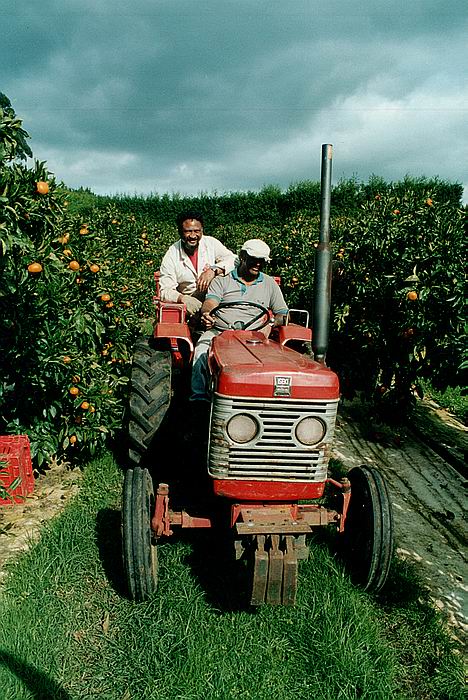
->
[2, 0, 467, 197]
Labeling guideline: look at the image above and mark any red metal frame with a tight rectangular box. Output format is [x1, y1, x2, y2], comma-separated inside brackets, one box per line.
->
[0, 435, 34, 506]
[153, 271, 194, 365]
[151, 477, 351, 537]
[212, 479, 326, 501]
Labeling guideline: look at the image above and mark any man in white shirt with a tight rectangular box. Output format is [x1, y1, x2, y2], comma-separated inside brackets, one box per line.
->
[159, 211, 236, 316]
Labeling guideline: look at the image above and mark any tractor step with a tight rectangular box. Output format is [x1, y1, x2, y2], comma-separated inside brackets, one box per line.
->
[234, 505, 312, 536]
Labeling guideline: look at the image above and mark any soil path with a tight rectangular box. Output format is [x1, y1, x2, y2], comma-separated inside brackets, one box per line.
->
[0, 460, 82, 586]
[333, 401, 467, 646]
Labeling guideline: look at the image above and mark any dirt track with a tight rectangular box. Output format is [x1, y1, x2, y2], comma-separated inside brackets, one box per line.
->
[333, 401, 468, 646]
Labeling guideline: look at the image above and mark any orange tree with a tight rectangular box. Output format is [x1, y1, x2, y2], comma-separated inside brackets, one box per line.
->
[327, 192, 465, 411]
[215, 199, 464, 413]
[0, 95, 175, 465]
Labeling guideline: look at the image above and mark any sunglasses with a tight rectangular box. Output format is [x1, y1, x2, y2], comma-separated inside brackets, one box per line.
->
[245, 255, 267, 264]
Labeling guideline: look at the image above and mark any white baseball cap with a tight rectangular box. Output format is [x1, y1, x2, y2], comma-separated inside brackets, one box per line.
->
[240, 239, 271, 262]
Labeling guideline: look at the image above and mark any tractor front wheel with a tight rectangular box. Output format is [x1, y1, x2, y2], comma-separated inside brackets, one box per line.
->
[342, 465, 394, 592]
[122, 466, 158, 601]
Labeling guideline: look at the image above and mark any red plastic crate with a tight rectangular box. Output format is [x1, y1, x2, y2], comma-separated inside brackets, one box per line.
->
[0, 435, 35, 506]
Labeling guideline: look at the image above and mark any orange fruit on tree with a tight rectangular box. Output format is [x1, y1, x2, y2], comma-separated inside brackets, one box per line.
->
[426, 198, 433, 206]
[407, 291, 418, 301]
[79, 225, 89, 235]
[90, 264, 100, 273]
[402, 327, 415, 338]
[69, 386, 79, 396]
[62, 356, 72, 364]
[106, 301, 114, 308]
[69, 435, 77, 444]
[80, 401, 90, 410]
[63, 249, 72, 257]
[88, 405, 95, 413]
[27, 262, 43, 274]
[69, 260, 80, 271]
[72, 375, 80, 383]
[100, 293, 111, 302]
[36, 181, 49, 195]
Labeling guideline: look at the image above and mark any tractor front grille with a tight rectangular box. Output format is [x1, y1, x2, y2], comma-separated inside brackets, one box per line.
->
[208, 395, 339, 482]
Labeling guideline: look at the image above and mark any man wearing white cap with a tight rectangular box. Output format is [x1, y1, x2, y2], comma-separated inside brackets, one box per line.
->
[190, 239, 288, 402]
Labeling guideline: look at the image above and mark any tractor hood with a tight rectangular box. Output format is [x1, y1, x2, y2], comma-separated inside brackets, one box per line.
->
[208, 330, 339, 400]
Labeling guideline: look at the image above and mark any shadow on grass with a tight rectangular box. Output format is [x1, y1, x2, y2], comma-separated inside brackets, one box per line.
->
[179, 526, 253, 613]
[94, 488, 252, 611]
[95, 507, 127, 597]
[0, 650, 71, 700]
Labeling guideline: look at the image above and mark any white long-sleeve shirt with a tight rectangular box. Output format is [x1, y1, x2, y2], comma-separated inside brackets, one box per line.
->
[159, 235, 236, 302]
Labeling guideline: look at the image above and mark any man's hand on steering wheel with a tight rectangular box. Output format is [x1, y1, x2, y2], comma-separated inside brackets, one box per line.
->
[201, 310, 216, 329]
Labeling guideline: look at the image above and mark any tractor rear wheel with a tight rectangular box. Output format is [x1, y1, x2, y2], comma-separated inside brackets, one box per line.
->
[122, 466, 157, 601]
[128, 338, 171, 467]
[342, 465, 394, 592]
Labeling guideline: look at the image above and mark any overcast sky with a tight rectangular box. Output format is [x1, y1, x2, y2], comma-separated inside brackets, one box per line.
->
[3, 1, 467, 201]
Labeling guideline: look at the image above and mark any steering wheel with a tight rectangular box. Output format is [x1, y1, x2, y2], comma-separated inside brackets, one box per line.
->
[211, 301, 271, 331]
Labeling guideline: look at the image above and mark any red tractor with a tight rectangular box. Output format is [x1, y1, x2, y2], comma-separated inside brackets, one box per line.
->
[122, 145, 394, 605]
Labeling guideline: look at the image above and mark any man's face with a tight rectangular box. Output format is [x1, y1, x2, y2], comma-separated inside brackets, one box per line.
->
[180, 219, 203, 253]
[240, 252, 266, 278]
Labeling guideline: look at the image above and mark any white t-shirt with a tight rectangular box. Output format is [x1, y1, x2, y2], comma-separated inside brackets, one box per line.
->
[159, 236, 236, 302]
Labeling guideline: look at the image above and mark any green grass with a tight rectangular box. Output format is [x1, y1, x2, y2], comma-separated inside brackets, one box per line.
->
[419, 380, 468, 424]
[0, 454, 464, 700]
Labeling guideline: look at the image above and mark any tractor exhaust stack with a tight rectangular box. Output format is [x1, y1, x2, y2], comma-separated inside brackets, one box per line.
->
[312, 144, 333, 364]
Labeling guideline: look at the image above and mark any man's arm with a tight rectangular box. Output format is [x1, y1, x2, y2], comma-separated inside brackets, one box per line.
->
[197, 238, 236, 293]
[159, 246, 182, 303]
[272, 313, 287, 326]
[257, 278, 288, 335]
[200, 297, 220, 329]
[212, 238, 237, 275]
[269, 279, 288, 318]
[200, 274, 226, 328]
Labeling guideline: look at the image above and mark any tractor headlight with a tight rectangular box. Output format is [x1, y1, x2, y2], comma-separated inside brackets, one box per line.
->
[295, 416, 326, 445]
[226, 413, 259, 444]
